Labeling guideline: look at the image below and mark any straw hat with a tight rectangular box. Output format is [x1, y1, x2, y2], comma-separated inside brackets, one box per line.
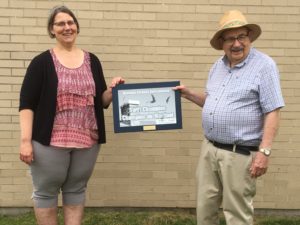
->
[210, 10, 262, 50]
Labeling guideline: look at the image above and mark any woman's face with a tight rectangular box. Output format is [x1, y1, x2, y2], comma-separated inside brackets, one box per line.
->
[51, 12, 78, 46]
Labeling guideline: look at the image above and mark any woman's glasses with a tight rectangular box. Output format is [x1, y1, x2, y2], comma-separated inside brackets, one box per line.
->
[53, 20, 75, 27]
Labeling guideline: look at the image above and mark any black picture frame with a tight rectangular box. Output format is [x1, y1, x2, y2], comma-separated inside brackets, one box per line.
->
[112, 81, 182, 133]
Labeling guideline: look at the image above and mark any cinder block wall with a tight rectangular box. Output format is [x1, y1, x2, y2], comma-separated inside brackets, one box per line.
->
[0, 0, 299, 209]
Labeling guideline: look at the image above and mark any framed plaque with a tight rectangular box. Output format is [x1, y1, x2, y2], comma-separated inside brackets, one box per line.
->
[112, 81, 182, 133]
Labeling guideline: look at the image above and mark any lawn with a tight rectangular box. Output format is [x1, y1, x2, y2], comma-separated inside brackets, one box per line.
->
[1, 209, 300, 225]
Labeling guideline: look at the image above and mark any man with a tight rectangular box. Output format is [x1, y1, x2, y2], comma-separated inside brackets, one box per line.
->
[175, 10, 285, 225]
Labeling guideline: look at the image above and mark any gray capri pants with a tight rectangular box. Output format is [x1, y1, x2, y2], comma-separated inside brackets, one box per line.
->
[30, 141, 100, 208]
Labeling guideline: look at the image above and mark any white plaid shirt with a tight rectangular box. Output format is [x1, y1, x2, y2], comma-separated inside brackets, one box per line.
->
[202, 48, 285, 146]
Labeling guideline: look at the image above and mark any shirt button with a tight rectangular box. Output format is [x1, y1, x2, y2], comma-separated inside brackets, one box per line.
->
[215, 98, 218, 101]
[210, 112, 213, 115]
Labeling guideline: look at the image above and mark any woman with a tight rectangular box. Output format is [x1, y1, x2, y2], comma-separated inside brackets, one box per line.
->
[19, 5, 124, 225]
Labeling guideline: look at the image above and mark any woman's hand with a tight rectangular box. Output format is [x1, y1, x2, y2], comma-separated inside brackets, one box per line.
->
[19, 109, 34, 165]
[109, 77, 125, 89]
[102, 77, 125, 107]
[20, 141, 34, 165]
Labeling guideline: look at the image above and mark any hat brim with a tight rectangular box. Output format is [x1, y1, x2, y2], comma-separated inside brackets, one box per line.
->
[210, 24, 262, 50]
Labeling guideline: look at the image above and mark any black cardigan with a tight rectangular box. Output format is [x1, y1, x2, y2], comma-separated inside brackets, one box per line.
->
[19, 50, 108, 145]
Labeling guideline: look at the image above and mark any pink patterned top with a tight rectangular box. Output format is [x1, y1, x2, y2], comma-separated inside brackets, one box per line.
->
[50, 49, 98, 148]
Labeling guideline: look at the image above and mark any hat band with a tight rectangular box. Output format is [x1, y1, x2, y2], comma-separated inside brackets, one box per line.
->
[222, 20, 247, 29]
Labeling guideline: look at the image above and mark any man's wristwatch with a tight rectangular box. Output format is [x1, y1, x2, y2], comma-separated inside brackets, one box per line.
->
[259, 148, 271, 156]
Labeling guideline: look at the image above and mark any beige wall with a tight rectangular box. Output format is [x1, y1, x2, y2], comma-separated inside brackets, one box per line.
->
[0, 0, 299, 209]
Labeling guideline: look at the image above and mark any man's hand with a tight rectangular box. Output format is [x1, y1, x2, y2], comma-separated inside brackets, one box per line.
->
[173, 85, 206, 107]
[250, 152, 269, 178]
[173, 85, 191, 99]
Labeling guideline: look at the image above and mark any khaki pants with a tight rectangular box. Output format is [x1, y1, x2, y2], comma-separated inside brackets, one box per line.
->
[196, 139, 256, 225]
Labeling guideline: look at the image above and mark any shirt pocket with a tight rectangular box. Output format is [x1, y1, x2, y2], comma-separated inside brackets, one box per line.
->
[226, 84, 258, 102]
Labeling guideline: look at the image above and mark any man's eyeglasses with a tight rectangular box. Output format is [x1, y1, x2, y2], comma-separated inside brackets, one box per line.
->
[222, 33, 249, 45]
[53, 20, 76, 27]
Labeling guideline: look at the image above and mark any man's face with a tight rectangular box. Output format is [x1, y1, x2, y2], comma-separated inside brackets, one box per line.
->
[221, 27, 251, 67]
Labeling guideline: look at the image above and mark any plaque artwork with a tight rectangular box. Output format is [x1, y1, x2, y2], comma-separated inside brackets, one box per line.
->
[112, 81, 182, 133]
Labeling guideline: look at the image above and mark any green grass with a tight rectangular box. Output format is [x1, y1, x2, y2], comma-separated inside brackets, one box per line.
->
[257, 216, 300, 225]
[1, 209, 300, 225]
